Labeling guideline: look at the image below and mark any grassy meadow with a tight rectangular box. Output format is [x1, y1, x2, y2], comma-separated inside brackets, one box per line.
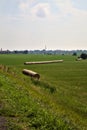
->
[0, 54, 87, 130]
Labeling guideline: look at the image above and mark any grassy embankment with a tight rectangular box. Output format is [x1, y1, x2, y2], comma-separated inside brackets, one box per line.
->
[0, 54, 87, 130]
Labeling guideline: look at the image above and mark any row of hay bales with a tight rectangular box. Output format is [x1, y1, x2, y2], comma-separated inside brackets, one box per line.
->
[24, 60, 63, 65]
[23, 60, 63, 80]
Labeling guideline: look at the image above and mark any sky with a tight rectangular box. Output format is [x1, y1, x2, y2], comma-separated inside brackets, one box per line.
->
[0, 0, 87, 51]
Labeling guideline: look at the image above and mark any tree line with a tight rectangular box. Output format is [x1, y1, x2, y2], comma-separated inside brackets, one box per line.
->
[0, 49, 87, 58]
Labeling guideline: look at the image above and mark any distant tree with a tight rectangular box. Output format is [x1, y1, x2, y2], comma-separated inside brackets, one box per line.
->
[72, 52, 77, 56]
[80, 53, 87, 59]
[14, 50, 18, 54]
[23, 50, 28, 54]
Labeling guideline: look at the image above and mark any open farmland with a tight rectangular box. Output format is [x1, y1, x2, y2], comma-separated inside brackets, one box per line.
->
[0, 54, 87, 130]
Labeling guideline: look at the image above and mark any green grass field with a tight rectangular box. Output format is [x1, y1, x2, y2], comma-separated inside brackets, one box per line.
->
[0, 54, 87, 130]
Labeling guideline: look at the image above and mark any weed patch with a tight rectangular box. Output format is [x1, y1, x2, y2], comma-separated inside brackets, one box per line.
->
[32, 79, 56, 93]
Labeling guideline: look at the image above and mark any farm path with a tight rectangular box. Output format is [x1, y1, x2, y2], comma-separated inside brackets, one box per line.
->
[0, 116, 7, 130]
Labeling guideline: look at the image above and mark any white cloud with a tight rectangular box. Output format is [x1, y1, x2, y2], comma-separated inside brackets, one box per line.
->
[31, 3, 51, 18]
[19, 2, 29, 11]
[56, 0, 73, 15]
[18, 1, 51, 19]
[54, 0, 87, 17]
[8, 0, 87, 22]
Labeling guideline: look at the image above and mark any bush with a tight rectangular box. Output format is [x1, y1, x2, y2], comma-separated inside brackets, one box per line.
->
[80, 53, 87, 59]
[72, 52, 77, 56]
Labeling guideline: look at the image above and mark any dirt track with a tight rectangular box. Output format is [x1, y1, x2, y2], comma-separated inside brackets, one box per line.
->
[0, 116, 7, 130]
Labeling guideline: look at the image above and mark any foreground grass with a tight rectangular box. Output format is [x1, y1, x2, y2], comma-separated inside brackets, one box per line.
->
[0, 67, 74, 130]
[0, 54, 87, 129]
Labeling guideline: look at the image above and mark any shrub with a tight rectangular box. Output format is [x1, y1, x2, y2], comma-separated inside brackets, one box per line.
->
[72, 52, 77, 56]
[80, 53, 87, 59]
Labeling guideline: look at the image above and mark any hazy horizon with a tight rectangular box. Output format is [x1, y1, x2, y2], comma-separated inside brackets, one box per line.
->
[0, 0, 87, 50]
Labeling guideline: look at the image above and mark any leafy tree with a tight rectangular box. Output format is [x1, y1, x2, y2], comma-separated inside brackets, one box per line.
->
[80, 53, 87, 59]
[72, 52, 77, 56]
[23, 50, 28, 54]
